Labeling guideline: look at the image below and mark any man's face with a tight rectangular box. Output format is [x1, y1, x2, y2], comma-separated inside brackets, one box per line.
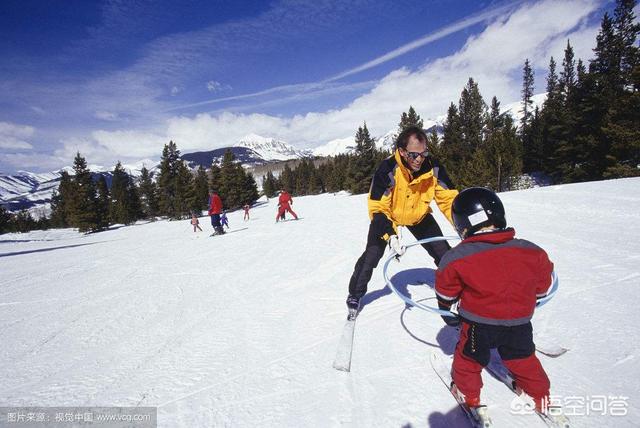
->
[400, 135, 428, 172]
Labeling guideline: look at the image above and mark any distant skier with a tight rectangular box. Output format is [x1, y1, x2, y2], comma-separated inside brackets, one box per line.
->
[275, 190, 298, 222]
[208, 190, 225, 235]
[191, 213, 203, 232]
[435, 187, 560, 417]
[243, 204, 250, 221]
[220, 211, 229, 229]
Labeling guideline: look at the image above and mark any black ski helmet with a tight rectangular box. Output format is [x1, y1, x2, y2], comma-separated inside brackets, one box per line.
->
[451, 187, 507, 238]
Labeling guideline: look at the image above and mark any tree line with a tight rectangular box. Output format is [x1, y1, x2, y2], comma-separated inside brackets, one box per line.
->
[260, 0, 638, 197]
[0, 141, 260, 234]
[2, 0, 636, 234]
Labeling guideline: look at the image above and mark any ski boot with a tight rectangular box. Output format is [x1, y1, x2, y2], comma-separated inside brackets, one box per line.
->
[345, 295, 361, 321]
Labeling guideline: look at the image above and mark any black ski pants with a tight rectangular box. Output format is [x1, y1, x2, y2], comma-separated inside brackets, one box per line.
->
[348, 214, 451, 298]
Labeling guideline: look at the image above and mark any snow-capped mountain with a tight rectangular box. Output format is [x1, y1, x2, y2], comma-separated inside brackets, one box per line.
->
[0, 135, 308, 216]
[237, 133, 311, 161]
[311, 120, 445, 157]
[502, 93, 548, 126]
[0, 161, 160, 217]
[312, 137, 356, 157]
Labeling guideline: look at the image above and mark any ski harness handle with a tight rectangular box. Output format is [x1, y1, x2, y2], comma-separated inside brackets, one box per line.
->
[382, 236, 559, 318]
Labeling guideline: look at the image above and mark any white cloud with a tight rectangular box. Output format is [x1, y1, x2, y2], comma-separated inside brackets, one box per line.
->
[160, 0, 603, 150]
[55, 130, 166, 166]
[10, 0, 605, 171]
[94, 110, 119, 121]
[206, 80, 228, 92]
[171, 86, 181, 96]
[0, 138, 33, 150]
[0, 122, 35, 151]
[2, 152, 67, 171]
[91, 129, 166, 158]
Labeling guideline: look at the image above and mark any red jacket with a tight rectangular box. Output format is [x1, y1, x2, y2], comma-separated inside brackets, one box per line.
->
[278, 192, 293, 207]
[208, 193, 222, 215]
[435, 228, 553, 326]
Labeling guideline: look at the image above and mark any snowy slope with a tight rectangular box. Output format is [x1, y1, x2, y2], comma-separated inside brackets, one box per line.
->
[1, 178, 639, 427]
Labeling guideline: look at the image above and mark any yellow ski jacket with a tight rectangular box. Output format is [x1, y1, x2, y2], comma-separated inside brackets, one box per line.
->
[367, 150, 458, 240]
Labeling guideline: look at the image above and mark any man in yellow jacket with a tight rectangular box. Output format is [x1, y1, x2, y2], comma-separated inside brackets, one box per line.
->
[346, 125, 458, 312]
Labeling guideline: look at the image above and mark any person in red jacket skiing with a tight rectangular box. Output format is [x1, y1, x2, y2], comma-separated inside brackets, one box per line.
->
[208, 190, 225, 235]
[435, 187, 558, 417]
[243, 204, 250, 221]
[275, 190, 298, 222]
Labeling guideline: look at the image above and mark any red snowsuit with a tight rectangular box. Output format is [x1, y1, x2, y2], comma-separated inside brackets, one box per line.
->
[208, 193, 222, 215]
[276, 191, 298, 221]
[435, 228, 553, 409]
[208, 193, 224, 234]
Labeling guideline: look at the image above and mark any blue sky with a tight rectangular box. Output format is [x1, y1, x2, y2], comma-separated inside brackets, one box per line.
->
[0, 0, 623, 173]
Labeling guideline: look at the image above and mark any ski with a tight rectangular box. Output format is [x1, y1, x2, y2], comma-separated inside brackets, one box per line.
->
[534, 336, 569, 358]
[485, 358, 570, 428]
[430, 352, 493, 428]
[209, 227, 249, 237]
[332, 315, 356, 372]
[536, 344, 569, 358]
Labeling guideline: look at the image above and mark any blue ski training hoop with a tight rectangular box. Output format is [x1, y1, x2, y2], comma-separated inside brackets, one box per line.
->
[382, 236, 559, 318]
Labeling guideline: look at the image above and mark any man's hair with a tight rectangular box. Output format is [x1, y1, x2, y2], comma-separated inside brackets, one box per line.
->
[396, 125, 428, 150]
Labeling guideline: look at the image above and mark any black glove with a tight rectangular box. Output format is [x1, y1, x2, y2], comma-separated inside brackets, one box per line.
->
[441, 314, 461, 327]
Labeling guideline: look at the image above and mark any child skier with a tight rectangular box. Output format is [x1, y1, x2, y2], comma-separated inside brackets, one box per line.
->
[220, 211, 229, 229]
[435, 187, 563, 421]
[191, 213, 203, 232]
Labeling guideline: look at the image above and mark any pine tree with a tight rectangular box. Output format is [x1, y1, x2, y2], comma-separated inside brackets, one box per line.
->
[527, 106, 545, 173]
[550, 41, 581, 180]
[138, 166, 159, 219]
[521, 59, 535, 132]
[521, 59, 537, 172]
[69, 152, 98, 232]
[426, 127, 442, 160]
[602, 0, 640, 177]
[209, 163, 222, 193]
[279, 163, 295, 194]
[175, 161, 195, 218]
[157, 141, 181, 218]
[540, 57, 564, 176]
[95, 175, 110, 229]
[458, 78, 487, 153]
[192, 165, 209, 212]
[441, 102, 464, 178]
[481, 114, 523, 191]
[442, 78, 488, 187]
[347, 123, 377, 194]
[110, 162, 134, 225]
[397, 106, 424, 134]
[615, 0, 640, 85]
[262, 171, 278, 198]
[0, 205, 11, 234]
[214, 149, 258, 209]
[239, 172, 260, 206]
[50, 171, 73, 227]
[13, 210, 36, 233]
[560, 41, 577, 100]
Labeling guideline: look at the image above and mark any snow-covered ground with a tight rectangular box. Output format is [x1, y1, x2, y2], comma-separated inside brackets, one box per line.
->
[1, 178, 639, 427]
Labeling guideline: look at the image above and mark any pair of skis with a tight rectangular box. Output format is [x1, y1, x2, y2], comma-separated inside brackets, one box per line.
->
[430, 352, 571, 427]
[332, 306, 568, 373]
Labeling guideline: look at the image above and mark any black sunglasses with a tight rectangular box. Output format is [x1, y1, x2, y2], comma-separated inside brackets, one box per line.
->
[403, 149, 429, 160]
